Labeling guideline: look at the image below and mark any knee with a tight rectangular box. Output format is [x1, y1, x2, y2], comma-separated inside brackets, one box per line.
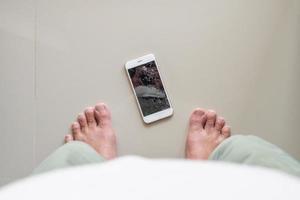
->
[225, 135, 264, 155]
[229, 135, 262, 145]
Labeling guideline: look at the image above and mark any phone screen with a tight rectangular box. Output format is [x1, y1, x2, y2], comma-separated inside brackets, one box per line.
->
[128, 61, 170, 116]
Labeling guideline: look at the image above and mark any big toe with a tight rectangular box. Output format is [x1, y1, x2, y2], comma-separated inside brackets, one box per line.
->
[94, 103, 112, 127]
[189, 108, 207, 131]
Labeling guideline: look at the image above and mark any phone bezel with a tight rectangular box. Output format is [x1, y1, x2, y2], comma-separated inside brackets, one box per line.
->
[125, 54, 173, 124]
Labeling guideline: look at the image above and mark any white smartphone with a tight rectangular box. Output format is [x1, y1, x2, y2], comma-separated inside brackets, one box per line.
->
[125, 54, 173, 124]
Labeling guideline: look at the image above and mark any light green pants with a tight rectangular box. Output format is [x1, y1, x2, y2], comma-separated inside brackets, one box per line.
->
[33, 135, 300, 177]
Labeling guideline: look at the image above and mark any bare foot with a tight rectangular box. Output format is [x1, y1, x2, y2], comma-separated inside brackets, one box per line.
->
[64, 103, 117, 160]
[185, 108, 231, 160]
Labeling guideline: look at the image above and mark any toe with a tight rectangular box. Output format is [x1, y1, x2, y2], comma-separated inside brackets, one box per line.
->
[221, 125, 231, 138]
[205, 110, 217, 130]
[85, 107, 97, 127]
[189, 108, 207, 131]
[71, 122, 81, 135]
[94, 103, 112, 127]
[77, 113, 87, 129]
[71, 122, 84, 140]
[64, 134, 73, 143]
[215, 117, 225, 132]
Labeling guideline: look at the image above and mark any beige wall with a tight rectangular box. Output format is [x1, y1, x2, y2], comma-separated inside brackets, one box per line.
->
[0, 0, 299, 186]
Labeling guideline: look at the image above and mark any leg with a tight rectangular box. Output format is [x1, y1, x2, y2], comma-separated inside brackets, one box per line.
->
[33, 103, 117, 174]
[185, 108, 300, 177]
[209, 135, 300, 176]
[33, 141, 104, 174]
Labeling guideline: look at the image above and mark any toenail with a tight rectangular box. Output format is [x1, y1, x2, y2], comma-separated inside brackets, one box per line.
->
[218, 118, 225, 123]
[85, 107, 94, 112]
[195, 108, 204, 113]
[207, 110, 216, 116]
[96, 103, 106, 110]
[72, 122, 79, 128]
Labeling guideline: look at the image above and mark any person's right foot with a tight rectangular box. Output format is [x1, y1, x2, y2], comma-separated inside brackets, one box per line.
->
[64, 103, 117, 160]
[185, 108, 231, 160]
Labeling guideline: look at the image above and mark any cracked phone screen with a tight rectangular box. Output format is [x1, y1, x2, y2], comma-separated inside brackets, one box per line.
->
[128, 61, 170, 116]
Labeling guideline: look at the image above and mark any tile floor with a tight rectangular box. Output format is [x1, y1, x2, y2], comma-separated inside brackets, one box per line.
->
[0, 0, 299, 187]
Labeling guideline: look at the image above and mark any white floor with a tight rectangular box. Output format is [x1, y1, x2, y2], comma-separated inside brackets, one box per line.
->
[0, 0, 299, 187]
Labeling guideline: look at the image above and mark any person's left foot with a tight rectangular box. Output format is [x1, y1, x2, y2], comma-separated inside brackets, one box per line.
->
[185, 108, 231, 160]
[64, 103, 117, 160]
